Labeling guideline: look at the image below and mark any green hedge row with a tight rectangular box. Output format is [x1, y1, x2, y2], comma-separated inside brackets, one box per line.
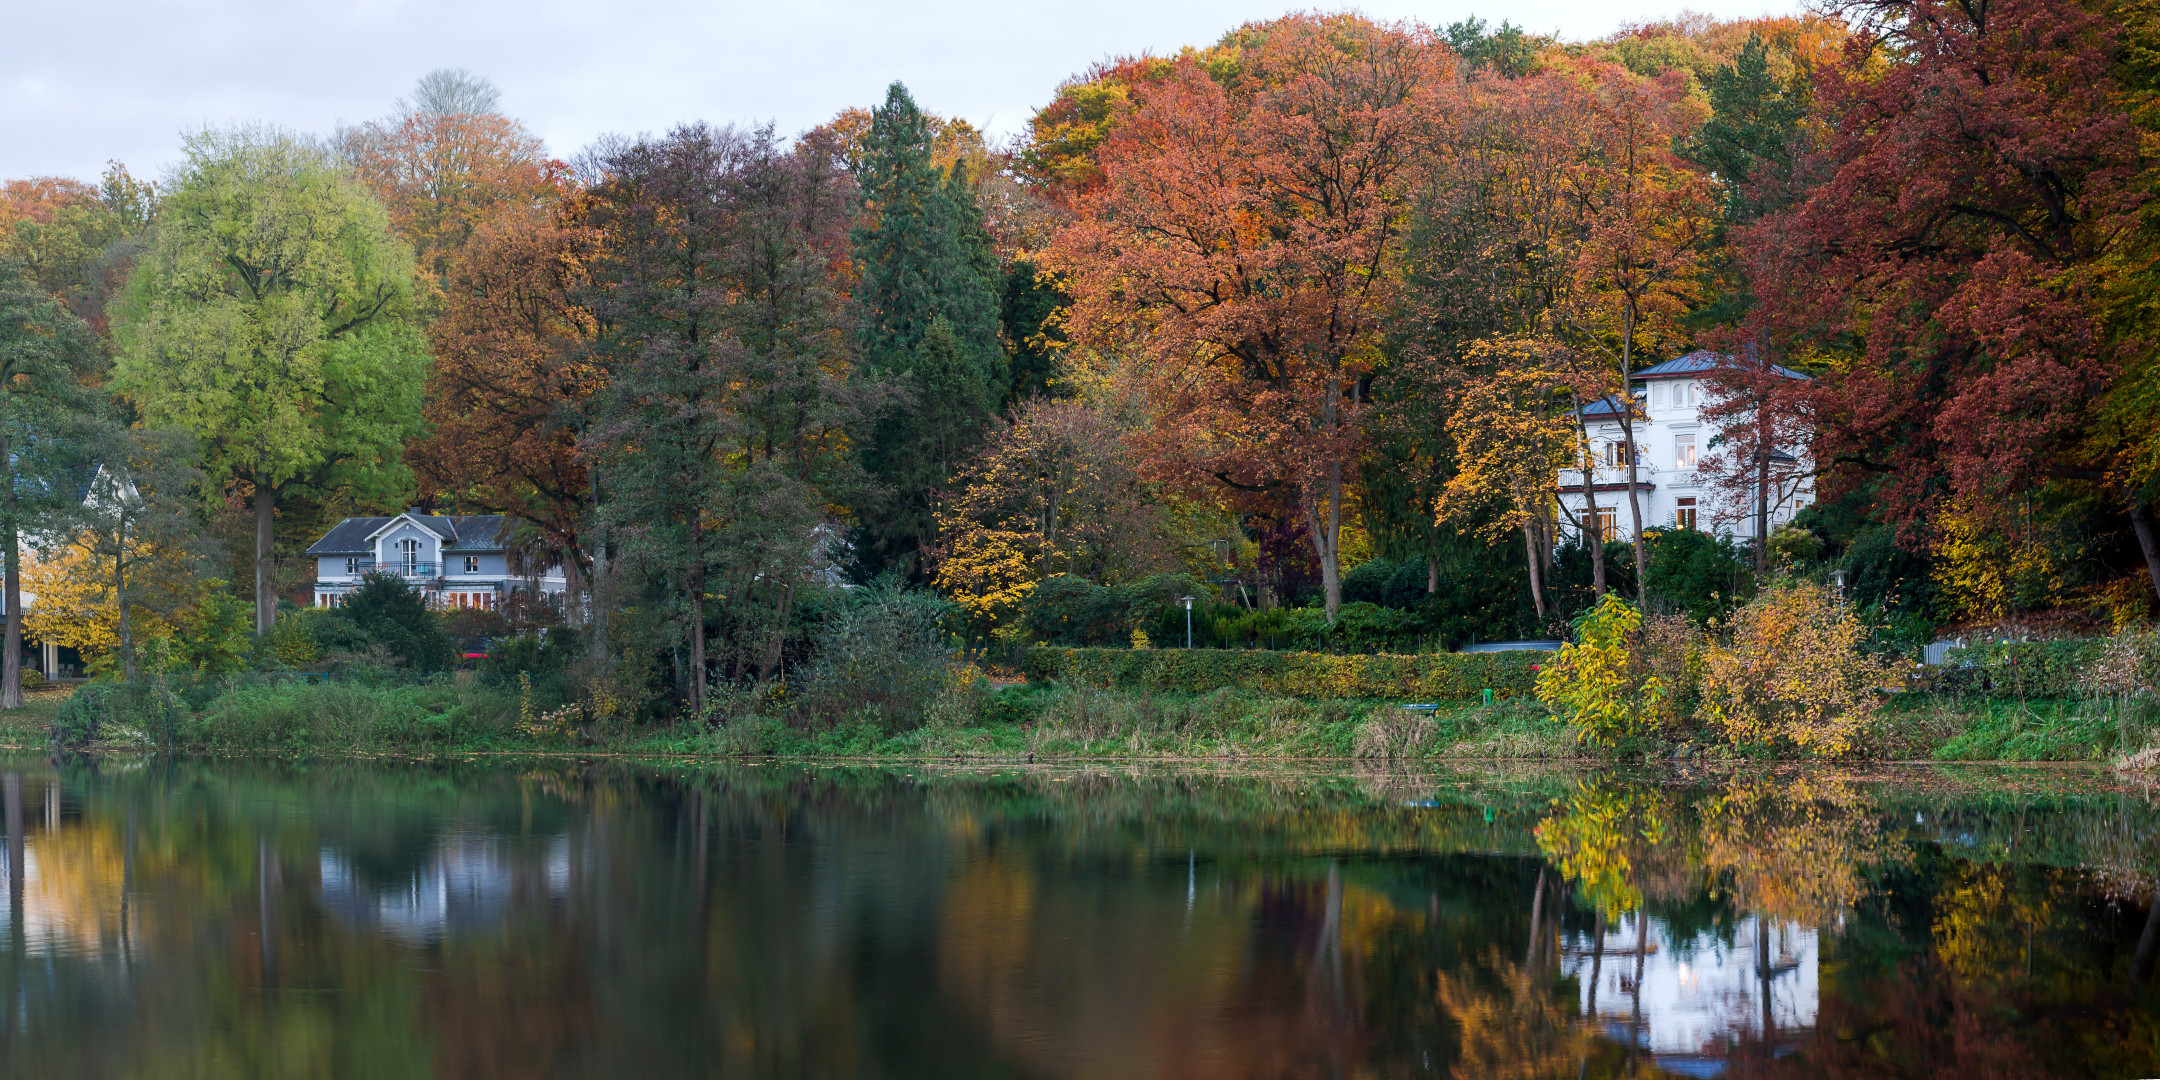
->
[1933, 638, 2112, 697]
[1021, 646, 1542, 700]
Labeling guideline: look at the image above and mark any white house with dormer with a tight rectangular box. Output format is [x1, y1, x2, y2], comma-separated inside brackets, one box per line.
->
[1557, 350, 1814, 545]
[306, 510, 566, 610]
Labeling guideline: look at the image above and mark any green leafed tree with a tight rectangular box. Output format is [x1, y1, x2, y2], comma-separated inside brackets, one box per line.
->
[0, 259, 104, 707]
[853, 83, 1005, 579]
[111, 128, 430, 635]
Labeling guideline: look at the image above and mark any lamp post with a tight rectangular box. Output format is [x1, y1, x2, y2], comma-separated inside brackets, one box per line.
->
[1832, 567, 1847, 599]
[1181, 596, 1195, 649]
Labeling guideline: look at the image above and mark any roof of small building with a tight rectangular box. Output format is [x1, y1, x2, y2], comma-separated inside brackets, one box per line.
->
[306, 512, 512, 555]
[1633, 349, 1809, 381]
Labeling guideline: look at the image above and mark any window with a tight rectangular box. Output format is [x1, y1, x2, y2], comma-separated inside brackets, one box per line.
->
[1682, 381, 1702, 407]
[1601, 441, 1634, 468]
[345, 557, 363, 575]
[1594, 508, 1617, 543]
[464, 555, 479, 574]
[398, 537, 421, 575]
[1676, 434, 1697, 469]
[1675, 497, 1698, 530]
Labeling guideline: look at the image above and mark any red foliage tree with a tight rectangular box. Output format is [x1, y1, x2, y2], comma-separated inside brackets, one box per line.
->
[1048, 14, 1457, 618]
[1742, 0, 2153, 592]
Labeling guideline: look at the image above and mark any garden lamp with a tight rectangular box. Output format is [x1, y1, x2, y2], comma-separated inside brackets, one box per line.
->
[1181, 596, 1196, 649]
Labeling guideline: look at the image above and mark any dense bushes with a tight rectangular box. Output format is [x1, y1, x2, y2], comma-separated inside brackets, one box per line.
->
[788, 580, 962, 731]
[1022, 645, 1539, 699]
[50, 673, 517, 751]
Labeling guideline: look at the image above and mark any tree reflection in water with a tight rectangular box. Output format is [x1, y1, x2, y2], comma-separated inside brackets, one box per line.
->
[0, 757, 2150, 1077]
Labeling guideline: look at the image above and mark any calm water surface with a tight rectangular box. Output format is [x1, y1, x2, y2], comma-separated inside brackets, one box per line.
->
[0, 756, 2156, 1078]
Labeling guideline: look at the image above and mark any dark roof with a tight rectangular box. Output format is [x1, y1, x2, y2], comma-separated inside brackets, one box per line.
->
[1580, 394, 1631, 418]
[306, 513, 511, 555]
[1634, 349, 1809, 381]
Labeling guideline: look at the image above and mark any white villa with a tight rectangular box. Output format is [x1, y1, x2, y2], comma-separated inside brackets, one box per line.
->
[306, 510, 566, 610]
[1557, 350, 1813, 545]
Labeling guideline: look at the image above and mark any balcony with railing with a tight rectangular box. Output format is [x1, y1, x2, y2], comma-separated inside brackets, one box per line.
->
[331, 559, 439, 580]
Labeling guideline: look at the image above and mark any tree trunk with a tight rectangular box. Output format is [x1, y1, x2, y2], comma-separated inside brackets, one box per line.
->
[1619, 316, 1649, 607]
[761, 583, 794, 685]
[2128, 497, 2160, 607]
[1523, 521, 1546, 618]
[117, 516, 135, 682]
[1755, 429, 1771, 573]
[1578, 425, 1606, 598]
[687, 580, 706, 719]
[2, 431, 19, 710]
[1306, 456, 1347, 622]
[254, 480, 276, 635]
[2130, 887, 2160, 988]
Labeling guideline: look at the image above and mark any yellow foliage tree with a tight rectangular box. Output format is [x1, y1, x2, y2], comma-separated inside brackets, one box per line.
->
[1535, 594, 1667, 745]
[23, 539, 182, 666]
[1697, 583, 1901, 756]
[1931, 498, 2073, 622]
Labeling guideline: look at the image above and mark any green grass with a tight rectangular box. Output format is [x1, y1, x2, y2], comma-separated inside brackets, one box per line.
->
[1927, 697, 2148, 762]
[18, 672, 2144, 765]
[625, 684, 1583, 761]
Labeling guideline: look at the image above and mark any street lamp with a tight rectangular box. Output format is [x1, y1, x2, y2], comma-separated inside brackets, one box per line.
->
[1831, 567, 1847, 598]
[1180, 596, 1196, 649]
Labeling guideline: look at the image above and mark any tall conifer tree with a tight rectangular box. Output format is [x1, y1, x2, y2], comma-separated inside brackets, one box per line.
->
[852, 83, 1004, 579]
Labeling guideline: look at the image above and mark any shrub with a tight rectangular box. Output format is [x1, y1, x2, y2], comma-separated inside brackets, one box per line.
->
[337, 572, 456, 672]
[1933, 637, 2107, 697]
[1535, 594, 1668, 746]
[1643, 528, 1752, 623]
[185, 678, 512, 750]
[1021, 645, 1538, 699]
[1696, 583, 1903, 756]
[52, 681, 176, 749]
[792, 580, 954, 731]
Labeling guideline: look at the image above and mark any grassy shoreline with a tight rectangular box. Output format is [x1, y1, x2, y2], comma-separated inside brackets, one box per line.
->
[14, 677, 2155, 766]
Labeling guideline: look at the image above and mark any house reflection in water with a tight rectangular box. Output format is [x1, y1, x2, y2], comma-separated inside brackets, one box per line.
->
[1564, 914, 1818, 1077]
[316, 832, 572, 944]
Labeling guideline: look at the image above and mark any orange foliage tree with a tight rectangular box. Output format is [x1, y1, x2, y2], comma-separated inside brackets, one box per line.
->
[1048, 14, 1457, 619]
[339, 98, 557, 289]
[407, 196, 600, 589]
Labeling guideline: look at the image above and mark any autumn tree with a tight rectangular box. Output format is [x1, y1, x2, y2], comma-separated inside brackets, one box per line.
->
[339, 70, 554, 288]
[111, 127, 429, 634]
[1432, 342, 1587, 618]
[408, 193, 599, 600]
[577, 125, 884, 711]
[0, 164, 156, 332]
[931, 398, 1169, 629]
[1050, 15, 1456, 620]
[1560, 68, 1713, 605]
[1743, 0, 2151, 598]
[0, 259, 103, 706]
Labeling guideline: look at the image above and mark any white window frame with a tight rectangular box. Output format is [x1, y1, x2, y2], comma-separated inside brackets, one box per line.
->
[463, 555, 479, 573]
[398, 537, 421, 575]
[1676, 434, 1697, 469]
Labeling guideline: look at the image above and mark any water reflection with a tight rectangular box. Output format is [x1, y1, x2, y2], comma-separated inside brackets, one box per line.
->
[0, 758, 2149, 1078]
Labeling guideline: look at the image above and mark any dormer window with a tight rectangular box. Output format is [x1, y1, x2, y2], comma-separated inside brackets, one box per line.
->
[398, 537, 421, 575]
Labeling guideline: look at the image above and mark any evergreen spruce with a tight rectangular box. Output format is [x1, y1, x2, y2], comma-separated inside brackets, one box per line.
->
[852, 82, 1005, 579]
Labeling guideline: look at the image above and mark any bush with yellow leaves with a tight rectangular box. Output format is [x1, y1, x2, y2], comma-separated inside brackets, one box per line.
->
[1696, 583, 1902, 756]
[1535, 594, 1668, 746]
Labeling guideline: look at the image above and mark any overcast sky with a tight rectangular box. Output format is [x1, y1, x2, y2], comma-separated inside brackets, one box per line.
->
[5, 0, 1798, 183]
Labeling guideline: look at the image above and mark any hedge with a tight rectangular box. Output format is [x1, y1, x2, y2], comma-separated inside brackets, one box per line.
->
[1931, 638, 2111, 697]
[1021, 646, 1541, 700]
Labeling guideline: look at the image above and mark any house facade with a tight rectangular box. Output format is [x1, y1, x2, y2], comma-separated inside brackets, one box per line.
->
[1556, 350, 1813, 545]
[306, 511, 565, 610]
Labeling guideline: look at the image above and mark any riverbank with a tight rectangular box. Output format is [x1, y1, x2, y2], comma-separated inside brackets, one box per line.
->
[19, 676, 2159, 765]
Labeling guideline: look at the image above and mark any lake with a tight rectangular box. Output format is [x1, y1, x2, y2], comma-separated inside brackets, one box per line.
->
[0, 755, 2154, 1078]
